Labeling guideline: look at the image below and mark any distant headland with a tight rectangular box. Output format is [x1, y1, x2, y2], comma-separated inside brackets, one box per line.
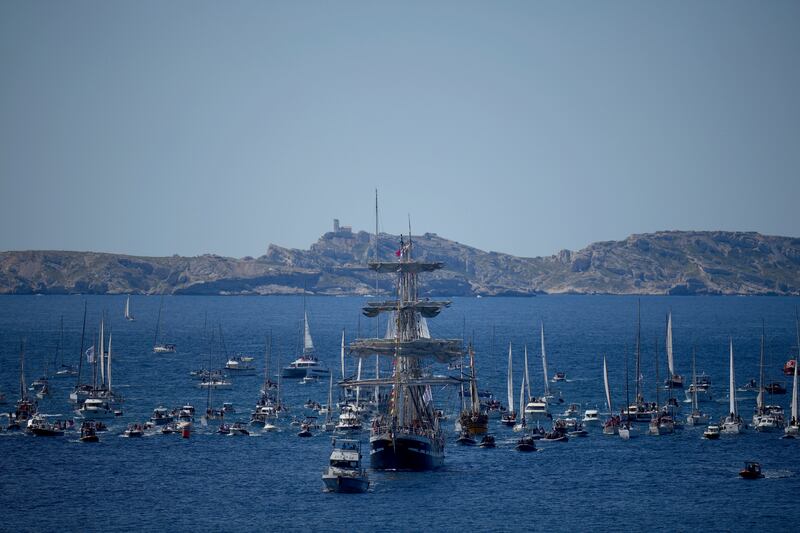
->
[1, 222, 799, 296]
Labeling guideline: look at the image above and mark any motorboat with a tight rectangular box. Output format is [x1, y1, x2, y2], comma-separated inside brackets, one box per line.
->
[739, 461, 764, 479]
[335, 409, 362, 432]
[322, 438, 369, 493]
[228, 422, 250, 436]
[552, 371, 566, 383]
[515, 435, 537, 452]
[122, 424, 145, 438]
[479, 435, 496, 448]
[225, 356, 256, 375]
[80, 421, 99, 442]
[684, 375, 713, 403]
[79, 398, 114, 419]
[150, 407, 173, 426]
[297, 423, 313, 437]
[582, 409, 601, 425]
[27, 415, 65, 437]
[618, 423, 632, 440]
[686, 411, 709, 426]
[703, 424, 721, 439]
[222, 402, 236, 415]
[455, 430, 477, 446]
[500, 412, 517, 426]
[765, 381, 787, 395]
[563, 403, 581, 417]
[524, 398, 550, 421]
[198, 378, 232, 389]
[153, 343, 176, 354]
[603, 416, 620, 435]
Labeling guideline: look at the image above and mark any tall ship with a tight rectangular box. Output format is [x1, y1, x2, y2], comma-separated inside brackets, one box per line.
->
[348, 234, 462, 471]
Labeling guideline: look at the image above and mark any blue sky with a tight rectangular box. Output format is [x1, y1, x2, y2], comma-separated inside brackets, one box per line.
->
[1, 1, 798, 258]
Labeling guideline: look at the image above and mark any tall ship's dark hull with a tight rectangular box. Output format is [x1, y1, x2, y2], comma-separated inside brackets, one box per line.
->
[370, 433, 444, 471]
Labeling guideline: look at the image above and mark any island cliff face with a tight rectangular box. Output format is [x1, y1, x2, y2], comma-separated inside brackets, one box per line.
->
[1, 230, 798, 296]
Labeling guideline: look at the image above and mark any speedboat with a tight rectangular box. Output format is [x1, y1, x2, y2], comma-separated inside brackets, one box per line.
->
[322, 438, 369, 493]
[479, 435, 496, 448]
[552, 372, 566, 383]
[618, 424, 632, 440]
[122, 424, 145, 438]
[153, 343, 177, 354]
[228, 422, 250, 436]
[198, 378, 232, 389]
[739, 461, 764, 479]
[150, 407, 173, 426]
[500, 411, 517, 426]
[765, 382, 787, 395]
[515, 435, 537, 452]
[225, 356, 256, 375]
[297, 423, 313, 437]
[80, 421, 99, 442]
[582, 409, 601, 425]
[563, 403, 581, 417]
[455, 430, 477, 446]
[703, 425, 721, 439]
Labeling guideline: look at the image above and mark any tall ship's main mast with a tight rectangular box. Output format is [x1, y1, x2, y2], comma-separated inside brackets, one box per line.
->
[348, 234, 462, 470]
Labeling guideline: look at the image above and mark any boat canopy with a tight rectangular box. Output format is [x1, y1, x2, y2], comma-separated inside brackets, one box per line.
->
[368, 261, 444, 274]
[349, 338, 463, 362]
[362, 300, 451, 318]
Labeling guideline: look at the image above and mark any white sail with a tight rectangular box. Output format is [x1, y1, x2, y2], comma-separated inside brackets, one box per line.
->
[540, 321, 550, 396]
[603, 355, 612, 414]
[519, 366, 526, 428]
[666, 312, 675, 376]
[729, 338, 736, 416]
[507, 343, 514, 414]
[327, 373, 333, 423]
[124, 297, 130, 319]
[524, 345, 531, 400]
[303, 312, 314, 354]
[691, 350, 698, 411]
[356, 357, 362, 403]
[107, 332, 112, 393]
[99, 318, 105, 386]
[792, 356, 798, 423]
[340, 330, 346, 379]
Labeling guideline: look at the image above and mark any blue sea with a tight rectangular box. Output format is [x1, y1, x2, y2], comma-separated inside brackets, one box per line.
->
[1, 295, 798, 532]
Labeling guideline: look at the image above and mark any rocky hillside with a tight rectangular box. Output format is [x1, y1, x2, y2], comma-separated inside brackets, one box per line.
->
[1, 230, 799, 296]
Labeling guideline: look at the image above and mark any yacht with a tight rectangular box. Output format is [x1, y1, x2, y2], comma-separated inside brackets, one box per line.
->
[720, 339, 745, 434]
[322, 438, 370, 493]
[335, 409, 362, 432]
[27, 415, 65, 437]
[225, 356, 256, 375]
[79, 398, 114, 419]
[582, 409, 600, 425]
[281, 311, 330, 379]
[524, 398, 550, 422]
[684, 375, 713, 403]
[80, 421, 99, 442]
[228, 422, 250, 436]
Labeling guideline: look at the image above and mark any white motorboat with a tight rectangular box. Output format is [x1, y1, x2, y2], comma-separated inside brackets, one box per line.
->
[335, 409, 363, 432]
[79, 398, 114, 419]
[150, 406, 173, 426]
[322, 438, 369, 493]
[524, 398, 549, 421]
[703, 424, 721, 439]
[582, 409, 600, 425]
[225, 356, 256, 375]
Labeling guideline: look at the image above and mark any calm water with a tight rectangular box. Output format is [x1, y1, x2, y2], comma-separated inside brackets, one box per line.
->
[1, 295, 798, 532]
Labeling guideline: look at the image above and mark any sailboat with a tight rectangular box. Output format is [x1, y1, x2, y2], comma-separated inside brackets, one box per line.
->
[52, 316, 77, 377]
[539, 321, 560, 404]
[322, 374, 336, 432]
[622, 300, 656, 422]
[524, 342, 550, 422]
[720, 338, 745, 434]
[13, 340, 38, 427]
[458, 343, 489, 435]
[619, 346, 633, 440]
[785, 311, 800, 438]
[515, 368, 537, 451]
[602, 355, 619, 435]
[153, 296, 176, 353]
[664, 311, 683, 389]
[349, 233, 462, 471]
[501, 343, 516, 426]
[685, 348, 709, 426]
[281, 306, 329, 379]
[124, 295, 135, 321]
[753, 323, 782, 432]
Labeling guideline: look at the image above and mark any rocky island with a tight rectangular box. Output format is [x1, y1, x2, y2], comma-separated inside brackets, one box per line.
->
[1, 225, 798, 296]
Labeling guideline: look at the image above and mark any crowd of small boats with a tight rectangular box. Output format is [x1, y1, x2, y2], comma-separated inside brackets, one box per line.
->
[2, 243, 799, 493]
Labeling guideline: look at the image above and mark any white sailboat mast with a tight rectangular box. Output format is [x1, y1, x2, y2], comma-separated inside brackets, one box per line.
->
[340, 329, 346, 379]
[107, 332, 112, 393]
[519, 367, 526, 428]
[603, 355, 612, 415]
[99, 318, 105, 386]
[691, 348, 698, 411]
[356, 357, 362, 404]
[729, 338, 736, 416]
[524, 345, 531, 400]
[541, 321, 550, 396]
[507, 343, 514, 414]
[793, 311, 799, 423]
[666, 312, 675, 377]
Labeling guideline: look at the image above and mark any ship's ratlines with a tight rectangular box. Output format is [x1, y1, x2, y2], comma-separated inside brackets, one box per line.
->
[346, 235, 463, 471]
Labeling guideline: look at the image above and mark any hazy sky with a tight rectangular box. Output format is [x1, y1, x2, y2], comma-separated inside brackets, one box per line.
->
[1, 1, 798, 259]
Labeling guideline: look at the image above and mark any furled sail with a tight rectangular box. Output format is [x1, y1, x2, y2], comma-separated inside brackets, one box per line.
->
[729, 338, 736, 416]
[666, 312, 675, 376]
[507, 343, 514, 414]
[603, 355, 612, 414]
